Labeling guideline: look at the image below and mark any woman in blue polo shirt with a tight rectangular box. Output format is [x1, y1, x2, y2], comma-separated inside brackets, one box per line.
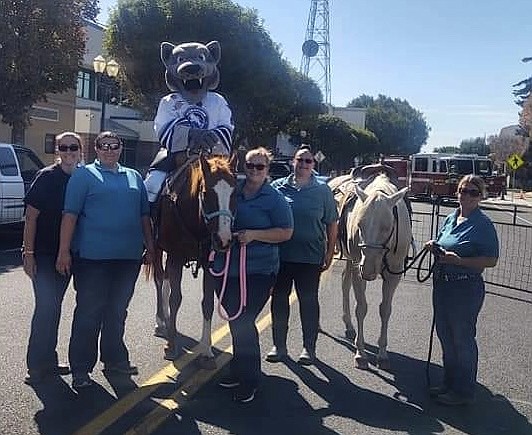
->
[56, 131, 154, 390]
[215, 147, 293, 403]
[427, 175, 499, 406]
[267, 145, 338, 366]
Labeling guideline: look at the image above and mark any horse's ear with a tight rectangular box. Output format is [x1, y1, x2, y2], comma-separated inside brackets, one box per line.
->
[229, 153, 238, 172]
[388, 187, 408, 206]
[354, 183, 368, 202]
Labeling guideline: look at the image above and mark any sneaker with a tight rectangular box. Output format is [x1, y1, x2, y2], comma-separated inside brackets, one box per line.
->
[435, 391, 474, 406]
[218, 376, 240, 389]
[72, 374, 94, 390]
[297, 348, 315, 366]
[265, 346, 287, 363]
[233, 385, 256, 403]
[103, 362, 139, 376]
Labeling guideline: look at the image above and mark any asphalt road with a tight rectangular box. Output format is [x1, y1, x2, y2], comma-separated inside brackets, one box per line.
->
[0, 203, 530, 434]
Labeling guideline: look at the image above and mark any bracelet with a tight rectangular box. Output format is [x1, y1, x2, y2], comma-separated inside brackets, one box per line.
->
[22, 250, 35, 255]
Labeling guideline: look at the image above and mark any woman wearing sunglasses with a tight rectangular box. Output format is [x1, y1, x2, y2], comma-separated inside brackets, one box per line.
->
[267, 145, 338, 365]
[214, 147, 293, 403]
[426, 175, 499, 406]
[22, 131, 83, 385]
[56, 131, 154, 389]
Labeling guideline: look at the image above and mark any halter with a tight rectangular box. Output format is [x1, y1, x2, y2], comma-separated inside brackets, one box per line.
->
[357, 204, 399, 255]
[199, 188, 235, 225]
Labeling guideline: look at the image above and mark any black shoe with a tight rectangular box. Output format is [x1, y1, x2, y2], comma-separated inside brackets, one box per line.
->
[218, 376, 240, 389]
[72, 374, 94, 390]
[265, 346, 287, 363]
[24, 371, 49, 386]
[435, 391, 474, 406]
[103, 362, 139, 376]
[233, 385, 256, 403]
[429, 385, 448, 397]
[54, 364, 71, 376]
[297, 348, 315, 366]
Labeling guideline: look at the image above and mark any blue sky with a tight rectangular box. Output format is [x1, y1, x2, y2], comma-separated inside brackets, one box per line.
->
[97, 0, 532, 151]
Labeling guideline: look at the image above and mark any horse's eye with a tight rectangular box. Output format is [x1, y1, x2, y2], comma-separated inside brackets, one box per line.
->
[198, 53, 206, 61]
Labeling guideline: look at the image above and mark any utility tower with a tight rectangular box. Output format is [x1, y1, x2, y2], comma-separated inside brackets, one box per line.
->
[300, 0, 331, 105]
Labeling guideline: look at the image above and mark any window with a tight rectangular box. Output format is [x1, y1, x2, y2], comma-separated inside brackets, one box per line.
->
[449, 159, 473, 175]
[30, 106, 58, 121]
[414, 157, 428, 172]
[475, 159, 492, 175]
[77, 70, 94, 99]
[439, 160, 448, 173]
[0, 148, 18, 176]
[120, 139, 137, 168]
[13, 148, 44, 189]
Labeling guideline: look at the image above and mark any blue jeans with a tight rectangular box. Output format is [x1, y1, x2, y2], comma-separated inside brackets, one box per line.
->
[216, 274, 275, 388]
[433, 275, 485, 399]
[69, 257, 141, 375]
[27, 254, 71, 373]
[271, 262, 322, 352]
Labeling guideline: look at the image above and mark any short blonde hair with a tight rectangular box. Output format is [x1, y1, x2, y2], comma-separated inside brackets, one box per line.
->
[458, 174, 486, 197]
[245, 146, 273, 163]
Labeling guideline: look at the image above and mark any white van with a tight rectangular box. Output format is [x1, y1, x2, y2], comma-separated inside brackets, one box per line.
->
[0, 143, 45, 225]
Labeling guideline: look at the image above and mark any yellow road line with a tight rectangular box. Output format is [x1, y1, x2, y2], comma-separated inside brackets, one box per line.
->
[124, 303, 283, 435]
[76, 291, 298, 435]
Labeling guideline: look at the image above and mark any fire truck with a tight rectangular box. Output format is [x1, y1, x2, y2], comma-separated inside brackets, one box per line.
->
[382, 153, 506, 199]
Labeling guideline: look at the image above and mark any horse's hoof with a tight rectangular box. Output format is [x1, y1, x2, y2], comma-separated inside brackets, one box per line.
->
[196, 355, 217, 370]
[377, 358, 391, 371]
[154, 326, 168, 339]
[345, 329, 356, 341]
[355, 356, 369, 370]
[164, 347, 180, 361]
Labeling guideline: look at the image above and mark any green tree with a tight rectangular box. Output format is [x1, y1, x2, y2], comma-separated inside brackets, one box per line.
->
[513, 57, 532, 106]
[294, 115, 378, 172]
[433, 146, 460, 153]
[459, 137, 489, 155]
[347, 94, 430, 155]
[104, 0, 323, 146]
[0, 0, 88, 143]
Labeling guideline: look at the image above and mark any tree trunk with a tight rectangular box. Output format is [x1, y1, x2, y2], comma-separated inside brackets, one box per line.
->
[11, 121, 25, 145]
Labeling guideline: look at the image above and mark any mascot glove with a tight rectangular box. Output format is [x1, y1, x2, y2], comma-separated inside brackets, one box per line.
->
[188, 128, 220, 153]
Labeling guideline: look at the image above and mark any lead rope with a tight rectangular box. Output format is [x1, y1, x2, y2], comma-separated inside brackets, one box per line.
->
[208, 245, 247, 321]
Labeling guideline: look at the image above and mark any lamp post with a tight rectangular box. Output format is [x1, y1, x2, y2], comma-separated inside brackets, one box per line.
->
[93, 55, 120, 132]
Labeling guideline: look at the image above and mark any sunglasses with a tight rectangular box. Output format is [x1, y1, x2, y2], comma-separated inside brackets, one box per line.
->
[57, 144, 80, 152]
[458, 187, 481, 197]
[245, 162, 267, 171]
[97, 142, 121, 151]
[296, 158, 314, 164]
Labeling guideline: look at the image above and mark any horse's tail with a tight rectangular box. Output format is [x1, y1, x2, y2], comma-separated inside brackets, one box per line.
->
[144, 247, 163, 281]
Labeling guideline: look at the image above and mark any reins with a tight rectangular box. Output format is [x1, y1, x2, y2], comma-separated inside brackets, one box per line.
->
[208, 243, 247, 321]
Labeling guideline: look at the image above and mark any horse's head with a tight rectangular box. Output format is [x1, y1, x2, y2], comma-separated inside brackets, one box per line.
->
[353, 182, 408, 280]
[199, 154, 238, 251]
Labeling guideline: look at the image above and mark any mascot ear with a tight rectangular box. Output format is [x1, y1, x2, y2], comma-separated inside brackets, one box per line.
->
[206, 41, 221, 64]
[160, 42, 175, 67]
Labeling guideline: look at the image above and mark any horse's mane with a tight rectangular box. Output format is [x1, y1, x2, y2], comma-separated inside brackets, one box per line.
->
[189, 156, 233, 197]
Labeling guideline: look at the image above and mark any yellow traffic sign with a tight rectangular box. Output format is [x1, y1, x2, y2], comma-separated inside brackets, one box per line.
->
[507, 153, 525, 170]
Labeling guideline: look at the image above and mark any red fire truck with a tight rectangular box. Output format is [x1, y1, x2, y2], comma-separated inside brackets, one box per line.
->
[382, 153, 506, 199]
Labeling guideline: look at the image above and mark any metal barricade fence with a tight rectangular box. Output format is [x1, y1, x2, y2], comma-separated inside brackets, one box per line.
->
[410, 198, 532, 294]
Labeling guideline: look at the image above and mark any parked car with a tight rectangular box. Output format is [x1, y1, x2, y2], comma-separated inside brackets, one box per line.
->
[0, 143, 45, 225]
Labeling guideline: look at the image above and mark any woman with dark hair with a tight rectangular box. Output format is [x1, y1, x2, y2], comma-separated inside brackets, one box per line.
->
[426, 174, 499, 406]
[23, 132, 83, 385]
[56, 131, 154, 389]
[267, 145, 338, 365]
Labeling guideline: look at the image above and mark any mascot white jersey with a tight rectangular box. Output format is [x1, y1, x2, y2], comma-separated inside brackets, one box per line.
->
[145, 40, 234, 202]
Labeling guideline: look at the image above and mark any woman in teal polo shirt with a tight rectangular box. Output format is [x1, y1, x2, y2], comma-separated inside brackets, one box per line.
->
[214, 147, 293, 403]
[56, 131, 154, 390]
[267, 145, 338, 365]
[427, 174, 499, 406]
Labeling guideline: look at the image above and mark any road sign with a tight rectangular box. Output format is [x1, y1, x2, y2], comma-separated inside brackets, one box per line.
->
[507, 153, 525, 170]
[314, 150, 326, 163]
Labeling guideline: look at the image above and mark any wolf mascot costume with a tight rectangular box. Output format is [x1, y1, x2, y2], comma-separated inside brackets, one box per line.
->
[144, 40, 234, 203]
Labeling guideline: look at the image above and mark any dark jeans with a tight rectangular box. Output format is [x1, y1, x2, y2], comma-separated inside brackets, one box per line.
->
[270, 262, 322, 352]
[433, 276, 485, 399]
[27, 254, 71, 373]
[216, 274, 275, 388]
[69, 257, 141, 375]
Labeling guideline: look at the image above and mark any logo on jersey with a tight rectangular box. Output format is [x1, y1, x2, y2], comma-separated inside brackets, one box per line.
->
[183, 106, 209, 129]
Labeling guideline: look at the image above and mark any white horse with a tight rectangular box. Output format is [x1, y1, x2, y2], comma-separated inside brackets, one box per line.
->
[332, 173, 412, 370]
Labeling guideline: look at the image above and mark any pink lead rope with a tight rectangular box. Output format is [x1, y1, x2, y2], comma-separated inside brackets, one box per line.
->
[208, 245, 247, 321]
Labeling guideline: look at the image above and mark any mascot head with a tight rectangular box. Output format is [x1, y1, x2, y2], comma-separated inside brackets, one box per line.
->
[161, 40, 221, 105]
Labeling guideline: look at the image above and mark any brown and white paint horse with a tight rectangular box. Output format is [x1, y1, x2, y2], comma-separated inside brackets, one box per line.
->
[148, 153, 237, 368]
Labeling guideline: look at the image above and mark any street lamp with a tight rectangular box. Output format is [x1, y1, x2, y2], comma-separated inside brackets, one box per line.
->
[93, 55, 120, 132]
